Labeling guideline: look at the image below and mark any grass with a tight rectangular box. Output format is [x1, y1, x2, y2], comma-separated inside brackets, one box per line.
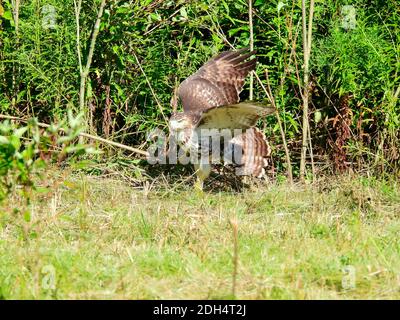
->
[0, 169, 399, 299]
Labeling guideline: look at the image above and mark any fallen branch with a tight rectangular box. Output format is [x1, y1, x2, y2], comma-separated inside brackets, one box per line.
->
[0, 114, 149, 157]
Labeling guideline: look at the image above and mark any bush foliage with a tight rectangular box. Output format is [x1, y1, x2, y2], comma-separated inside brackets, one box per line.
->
[0, 112, 94, 203]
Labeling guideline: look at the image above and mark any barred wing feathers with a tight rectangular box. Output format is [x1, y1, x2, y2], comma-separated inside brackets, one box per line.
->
[195, 101, 275, 130]
[178, 48, 257, 112]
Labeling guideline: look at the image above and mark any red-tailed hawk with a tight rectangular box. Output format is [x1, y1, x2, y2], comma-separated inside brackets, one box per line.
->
[169, 48, 275, 189]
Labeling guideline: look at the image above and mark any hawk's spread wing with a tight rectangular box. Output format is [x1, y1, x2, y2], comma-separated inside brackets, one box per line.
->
[178, 48, 257, 112]
[195, 101, 275, 130]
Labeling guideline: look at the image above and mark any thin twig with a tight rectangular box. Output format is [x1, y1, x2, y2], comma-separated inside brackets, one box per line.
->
[85, 0, 106, 76]
[0, 114, 149, 157]
[11, 0, 20, 35]
[248, 0, 254, 100]
[307, 0, 315, 58]
[394, 85, 400, 101]
[171, 83, 178, 114]
[307, 116, 316, 182]
[132, 51, 169, 127]
[300, 0, 315, 181]
[265, 70, 293, 184]
[11, 0, 20, 107]
[143, 7, 181, 36]
[76, 0, 106, 119]
[73, 0, 83, 75]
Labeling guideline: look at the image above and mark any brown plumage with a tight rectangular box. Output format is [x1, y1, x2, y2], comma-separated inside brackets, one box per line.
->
[169, 48, 275, 189]
[229, 128, 271, 178]
[178, 47, 257, 112]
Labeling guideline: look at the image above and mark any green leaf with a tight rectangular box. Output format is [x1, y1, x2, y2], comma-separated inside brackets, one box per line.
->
[149, 12, 161, 22]
[2, 10, 12, 21]
[23, 211, 31, 222]
[228, 26, 247, 37]
[113, 83, 125, 98]
[14, 127, 28, 138]
[0, 136, 9, 144]
[180, 7, 187, 19]
[9, 135, 20, 150]
[254, 0, 265, 6]
[314, 111, 322, 123]
[116, 7, 130, 14]
[56, 136, 72, 144]
[277, 1, 286, 13]
[86, 81, 93, 99]
[64, 145, 86, 153]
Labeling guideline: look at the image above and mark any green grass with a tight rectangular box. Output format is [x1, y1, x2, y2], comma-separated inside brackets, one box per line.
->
[0, 171, 399, 299]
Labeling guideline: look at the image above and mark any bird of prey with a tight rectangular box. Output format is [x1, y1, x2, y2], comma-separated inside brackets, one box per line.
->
[169, 48, 275, 189]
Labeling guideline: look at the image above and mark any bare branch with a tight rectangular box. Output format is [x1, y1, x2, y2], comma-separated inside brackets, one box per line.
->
[132, 51, 169, 127]
[73, 0, 83, 75]
[85, 0, 107, 75]
[249, 0, 254, 101]
[0, 114, 149, 157]
[300, 0, 315, 181]
[75, 0, 107, 122]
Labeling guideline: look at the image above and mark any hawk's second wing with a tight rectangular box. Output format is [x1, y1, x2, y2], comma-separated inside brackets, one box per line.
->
[178, 48, 257, 113]
[194, 101, 275, 130]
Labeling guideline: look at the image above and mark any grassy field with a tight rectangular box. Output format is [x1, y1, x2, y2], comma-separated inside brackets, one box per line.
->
[0, 170, 399, 299]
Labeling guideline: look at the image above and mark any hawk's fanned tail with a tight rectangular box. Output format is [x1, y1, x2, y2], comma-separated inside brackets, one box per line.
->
[229, 128, 271, 178]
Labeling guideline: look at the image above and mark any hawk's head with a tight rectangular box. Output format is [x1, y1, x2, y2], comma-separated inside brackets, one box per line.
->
[169, 112, 193, 131]
[169, 112, 199, 147]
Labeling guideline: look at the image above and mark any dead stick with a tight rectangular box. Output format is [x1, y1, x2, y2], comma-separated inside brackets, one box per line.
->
[0, 114, 149, 157]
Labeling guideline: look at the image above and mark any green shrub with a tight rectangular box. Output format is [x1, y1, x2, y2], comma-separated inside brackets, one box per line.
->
[0, 112, 95, 204]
